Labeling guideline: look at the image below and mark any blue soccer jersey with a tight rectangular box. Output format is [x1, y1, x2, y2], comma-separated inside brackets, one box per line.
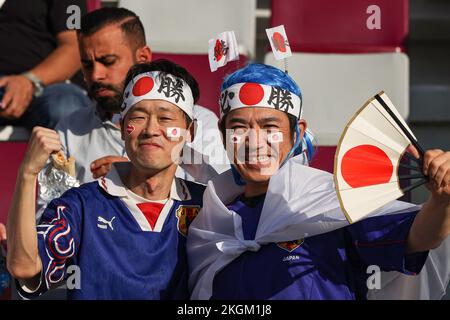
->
[18, 164, 205, 300]
[211, 195, 429, 300]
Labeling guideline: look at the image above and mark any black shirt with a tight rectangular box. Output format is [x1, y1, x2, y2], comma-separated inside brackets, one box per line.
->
[0, 0, 87, 75]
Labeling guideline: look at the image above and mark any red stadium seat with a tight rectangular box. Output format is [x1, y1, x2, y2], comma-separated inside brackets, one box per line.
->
[153, 53, 248, 116]
[270, 0, 408, 53]
[0, 142, 28, 225]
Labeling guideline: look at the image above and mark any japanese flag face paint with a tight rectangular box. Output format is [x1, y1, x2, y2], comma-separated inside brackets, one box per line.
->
[230, 134, 242, 144]
[126, 125, 135, 135]
[267, 131, 283, 144]
[166, 127, 181, 141]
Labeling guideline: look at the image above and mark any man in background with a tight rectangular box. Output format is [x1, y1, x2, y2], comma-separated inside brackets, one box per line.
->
[0, 0, 91, 129]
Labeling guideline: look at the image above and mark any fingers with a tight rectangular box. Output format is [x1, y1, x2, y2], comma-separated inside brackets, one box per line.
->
[0, 76, 8, 88]
[406, 144, 420, 159]
[0, 223, 6, 241]
[423, 150, 450, 195]
[0, 76, 33, 116]
[90, 156, 128, 172]
[92, 163, 112, 179]
[423, 149, 444, 176]
[21, 127, 62, 176]
[0, 87, 13, 110]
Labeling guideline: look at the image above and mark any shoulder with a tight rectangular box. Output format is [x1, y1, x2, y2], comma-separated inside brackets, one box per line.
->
[59, 181, 107, 203]
[55, 107, 99, 134]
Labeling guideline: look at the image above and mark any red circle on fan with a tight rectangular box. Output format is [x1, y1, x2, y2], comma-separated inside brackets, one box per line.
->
[341, 145, 393, 188]
[132, 76, 154, 96]
[239, 83, 264, 106]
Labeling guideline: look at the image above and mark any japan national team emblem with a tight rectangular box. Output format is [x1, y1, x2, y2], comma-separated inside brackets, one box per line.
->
[176, 206, 200, 237]
[277, 238, 304, 252]
[208, 31, 239, 72]
[266, 25, 292, 60]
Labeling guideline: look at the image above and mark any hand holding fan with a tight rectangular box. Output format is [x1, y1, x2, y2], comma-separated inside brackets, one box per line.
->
[334, 92, 427, 223]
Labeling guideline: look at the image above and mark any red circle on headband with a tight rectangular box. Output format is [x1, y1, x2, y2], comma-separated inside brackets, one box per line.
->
[239, 83, 264, 106]
[132, 76, 154, 96]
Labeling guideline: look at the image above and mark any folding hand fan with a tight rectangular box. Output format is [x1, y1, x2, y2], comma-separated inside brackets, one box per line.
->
[334, 91, 428, 223]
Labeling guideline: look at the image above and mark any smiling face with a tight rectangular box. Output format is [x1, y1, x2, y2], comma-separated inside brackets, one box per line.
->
[223, 107, 303, 184]
[122, 99, 190, 174]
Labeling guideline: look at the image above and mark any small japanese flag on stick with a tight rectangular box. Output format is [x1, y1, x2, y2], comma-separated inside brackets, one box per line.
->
[208, 31, 239, 72]
[266, 25, 292, 72]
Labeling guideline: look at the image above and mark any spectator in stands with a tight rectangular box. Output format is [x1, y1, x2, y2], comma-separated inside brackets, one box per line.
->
[35, 7, 229, 218]
[7, 60, 207, 299]
[0, 0, 92, 129]
[187, 64, 450, 300]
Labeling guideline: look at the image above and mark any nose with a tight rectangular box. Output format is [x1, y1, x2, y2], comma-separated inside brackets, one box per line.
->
[91, 62, 107, 83]
[246, 128, 266, 152]
[142, 116, 162, 137]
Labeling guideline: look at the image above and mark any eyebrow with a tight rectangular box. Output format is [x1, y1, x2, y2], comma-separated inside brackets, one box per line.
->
[228, 116, 282, 125]
[81, 54, 118, 64]
[259, 117, 281, 124]
[227, 117, 248, 125]
[128, 104, 179, 115]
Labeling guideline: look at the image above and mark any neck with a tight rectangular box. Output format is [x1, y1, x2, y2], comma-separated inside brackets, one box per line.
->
[244, 180, 269, 198]
[125, 164, 178, 200]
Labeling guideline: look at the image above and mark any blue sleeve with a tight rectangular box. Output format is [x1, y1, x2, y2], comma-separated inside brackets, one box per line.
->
[346, 211, 429, 275]
[17, 189, 83, 299]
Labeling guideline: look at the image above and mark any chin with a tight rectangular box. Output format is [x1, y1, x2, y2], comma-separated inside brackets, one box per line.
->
[238, 166, 278, 184]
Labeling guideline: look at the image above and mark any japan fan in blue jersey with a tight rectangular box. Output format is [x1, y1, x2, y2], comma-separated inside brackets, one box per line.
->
[6, 59, 207, 299]
[187, 63, 450, 300]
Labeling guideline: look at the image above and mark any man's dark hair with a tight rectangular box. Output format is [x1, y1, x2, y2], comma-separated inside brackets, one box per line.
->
[78, 7, 146, 49]
[124, 59, 201, 127]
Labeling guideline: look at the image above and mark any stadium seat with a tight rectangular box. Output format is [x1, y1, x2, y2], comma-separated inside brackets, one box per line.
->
[270, 0, 408, 53]
[119, 0, 257, 57]
[153, 52, 248, 116]
[86, 0, 101, 12]
[0, 126, 29, 224]
[265, 52, 409, 173]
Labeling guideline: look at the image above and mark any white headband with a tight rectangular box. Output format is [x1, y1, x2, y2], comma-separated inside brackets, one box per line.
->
[121, 71, 194, 119]
[220, 82, 302, 119]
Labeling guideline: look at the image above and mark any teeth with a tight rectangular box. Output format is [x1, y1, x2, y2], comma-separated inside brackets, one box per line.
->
[249, 156, 270, 162]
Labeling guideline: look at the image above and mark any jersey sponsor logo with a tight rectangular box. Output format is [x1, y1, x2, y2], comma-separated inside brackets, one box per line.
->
[176, 206, 200, 237]
[97, 216, 116, 231]
[276, 238, 304, 252]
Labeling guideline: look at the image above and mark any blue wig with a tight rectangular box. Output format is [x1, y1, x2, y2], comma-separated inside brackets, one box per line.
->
[221, 64, 316, 184]
[221, 63, 302, 98]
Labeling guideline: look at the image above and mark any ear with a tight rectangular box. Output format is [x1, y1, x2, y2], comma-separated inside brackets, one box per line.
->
[297, 119, 307, 142]
[135, 45, 152, 63]
[186, 119, 196, 143]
